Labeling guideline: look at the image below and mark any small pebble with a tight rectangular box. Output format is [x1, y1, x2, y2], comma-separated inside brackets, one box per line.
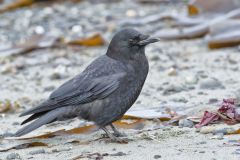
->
[163, 84, 185, 95]
[29, 149, 45, 155]
[185, 75, 198, 84]
[178, 119, 194, 128]
[199, 151, 205, 153]
[150, 55, 160, 61]
[212, 128, 234, 135]
[1, 65, 17, 74]
[162, 126, 172, 131]
[111, 152, 127, 156]
[171, 97, 188, 103]
[167, 67, 177, 76]
[228, 58, 237, 64]
[126, 10, 137, 17]
[137, 145, 144, 148]
[154, 155, 162, 159]
[71, 25, 82, 33]
[6, 153, 21, 160]
[208, 98, 218, 104]
[49, 72, 63, 80]
[44, 86, 55, 92]
[187, 86, 195, 90]
[211, 133, 224, 140]
[12, 122, 20, 125]
[199, 126, 215, 134]
[34, 26, 45, 34]
[49, 65, 68, 80]
[232, 149, 240, 155]
[52, 147, 71, 152]
[197, 91, 205, 95]
[199, 78, 225, 90]
[213, 129, 228, 135]
[198, 141, 207, 145]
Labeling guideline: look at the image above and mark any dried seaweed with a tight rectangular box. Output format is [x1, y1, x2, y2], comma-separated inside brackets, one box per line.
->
[0, 0, 83, 14]
[195, 99, 240, 128]
[188, 0, 240, 16]
[0, 142, 48, 152]
[0, 33, 105, 57]
[155, 9, 240, 40]
[207, 20, 240, 49]
[68, 33, 105, 46]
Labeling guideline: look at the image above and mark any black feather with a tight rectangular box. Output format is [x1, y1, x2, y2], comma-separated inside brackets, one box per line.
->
[21, 111, 48, 125]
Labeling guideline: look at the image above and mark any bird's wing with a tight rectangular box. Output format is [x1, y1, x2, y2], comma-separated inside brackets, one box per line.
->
[20, 72, 126, 117]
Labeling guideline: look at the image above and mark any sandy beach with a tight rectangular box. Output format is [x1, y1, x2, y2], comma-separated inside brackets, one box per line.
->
[1, 0, 240, 159]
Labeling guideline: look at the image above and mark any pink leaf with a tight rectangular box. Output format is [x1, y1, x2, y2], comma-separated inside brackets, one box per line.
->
[195, 111, 219, 128]
[195, 98, 240, 128]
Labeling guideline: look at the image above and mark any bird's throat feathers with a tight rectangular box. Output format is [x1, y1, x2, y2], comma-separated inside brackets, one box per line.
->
[106, 44, 146, 62]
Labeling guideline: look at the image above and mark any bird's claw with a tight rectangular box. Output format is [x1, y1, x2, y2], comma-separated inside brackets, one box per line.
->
[110, 136, 129, 144]
[101, 133, 110, 138]
[101, 126, 129, 143]
[113, 131, 127, 137]
[100, 133, 129, 143]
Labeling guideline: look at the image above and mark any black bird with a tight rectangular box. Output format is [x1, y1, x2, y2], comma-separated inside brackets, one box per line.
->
[15, 28, 159, 142]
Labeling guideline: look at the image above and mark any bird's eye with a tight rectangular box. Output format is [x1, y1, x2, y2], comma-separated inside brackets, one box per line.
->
[129, 35, 141, 46]
[134, 35, 141, 41]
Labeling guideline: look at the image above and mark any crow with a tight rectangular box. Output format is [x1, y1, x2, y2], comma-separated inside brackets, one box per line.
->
[15, 28, 159, 142]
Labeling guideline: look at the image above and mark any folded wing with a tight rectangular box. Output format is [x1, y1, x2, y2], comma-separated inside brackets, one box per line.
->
[20, 72, 126, 117]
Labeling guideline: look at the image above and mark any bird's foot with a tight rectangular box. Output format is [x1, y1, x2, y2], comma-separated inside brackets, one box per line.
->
[110, 124, 126, 137]
[109, 136, 129, 144]
[101, 127, 129, 144]
[101, 134, 133, 144]
[101, 133, 110, 138]
[100, 133, 128, 142]
[113, 131, 127, 137]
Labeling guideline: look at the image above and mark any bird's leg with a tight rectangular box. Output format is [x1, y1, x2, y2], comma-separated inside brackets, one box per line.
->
[101, 127, 127, 143]
[110, 124, 126, 137]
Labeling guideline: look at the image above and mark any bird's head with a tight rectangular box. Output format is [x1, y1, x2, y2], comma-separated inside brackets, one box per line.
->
[106, 28, 159, 61]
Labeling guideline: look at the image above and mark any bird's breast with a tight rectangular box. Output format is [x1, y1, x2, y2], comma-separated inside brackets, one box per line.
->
[118, 58, 149, 111]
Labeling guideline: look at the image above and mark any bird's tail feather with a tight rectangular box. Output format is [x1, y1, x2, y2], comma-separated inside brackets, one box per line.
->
[15, 109, 64, 137]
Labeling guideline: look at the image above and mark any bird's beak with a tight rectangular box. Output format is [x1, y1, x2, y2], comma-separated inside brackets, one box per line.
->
[138, 35, 160, 46]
